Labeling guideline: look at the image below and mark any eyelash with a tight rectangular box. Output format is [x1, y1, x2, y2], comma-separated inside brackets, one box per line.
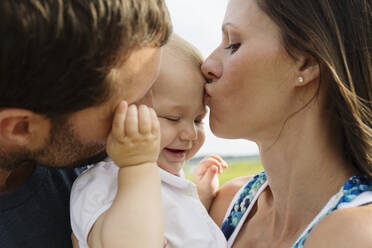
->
[164, 117, 179, 122]
[224, 43, 241, 54]
[162, 117, 204, 125]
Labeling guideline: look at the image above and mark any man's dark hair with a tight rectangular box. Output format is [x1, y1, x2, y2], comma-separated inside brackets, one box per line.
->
[0, 0, 171, 118]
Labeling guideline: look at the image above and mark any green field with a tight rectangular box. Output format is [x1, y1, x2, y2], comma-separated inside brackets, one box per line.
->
[184, 159, 263, 186]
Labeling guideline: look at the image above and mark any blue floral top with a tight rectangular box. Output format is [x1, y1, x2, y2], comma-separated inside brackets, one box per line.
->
[221, 172, 372, 247]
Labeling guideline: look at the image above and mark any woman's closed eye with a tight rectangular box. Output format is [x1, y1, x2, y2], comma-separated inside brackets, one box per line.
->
[224, 43, 241, 54]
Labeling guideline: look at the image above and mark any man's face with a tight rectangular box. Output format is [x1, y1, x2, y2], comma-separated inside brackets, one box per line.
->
[31, 47, 162, 168]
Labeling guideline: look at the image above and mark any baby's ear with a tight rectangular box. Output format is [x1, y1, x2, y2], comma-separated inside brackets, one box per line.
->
[0, 109, 50, 149]
[294, 54, 320, 87]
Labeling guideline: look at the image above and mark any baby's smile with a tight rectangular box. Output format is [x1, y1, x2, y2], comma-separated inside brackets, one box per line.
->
[163, 148, 187, 160]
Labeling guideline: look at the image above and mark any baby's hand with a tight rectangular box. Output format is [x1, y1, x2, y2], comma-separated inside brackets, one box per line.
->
[106, 101, 160, 168]
[193, 155, 228, 210]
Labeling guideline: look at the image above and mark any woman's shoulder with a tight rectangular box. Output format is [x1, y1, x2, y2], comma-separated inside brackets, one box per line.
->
[304, 204, 372, 248]
[221, 175, 254, 191]
[209, 175, 253, 227]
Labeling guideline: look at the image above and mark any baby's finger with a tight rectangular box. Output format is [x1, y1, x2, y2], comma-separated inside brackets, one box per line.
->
[150, 108, 160, 136]
[199, 155, 219, 164]
[125, 105, 139, 136]
[111, 101, 128, 139]
[138, 105, 151, 134]
[203, 165, 218, 183]
[222, 162, 228, 169]
[217, 156, 229, 169]
[193, 163, 209, 178]
[208, 155, 225, 165]
[200, 156, 223, 173]
[207, 155, 228, 172]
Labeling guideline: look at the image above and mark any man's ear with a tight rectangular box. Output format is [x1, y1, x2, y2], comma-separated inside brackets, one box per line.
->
[294, 54, 320, 87]
[0, 109, 50, 148]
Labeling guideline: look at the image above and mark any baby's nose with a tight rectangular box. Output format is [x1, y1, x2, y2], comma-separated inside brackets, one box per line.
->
[180, 124, 197, 141]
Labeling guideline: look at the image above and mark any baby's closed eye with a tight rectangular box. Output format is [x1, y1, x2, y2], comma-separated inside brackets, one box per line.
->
[159, 116, 180, 122]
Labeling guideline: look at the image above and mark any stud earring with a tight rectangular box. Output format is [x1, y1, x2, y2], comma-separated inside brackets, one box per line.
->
[297, 76, 304, 83]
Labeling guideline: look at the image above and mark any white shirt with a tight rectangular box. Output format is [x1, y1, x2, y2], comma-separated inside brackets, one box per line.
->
[70, 159, 227, 248]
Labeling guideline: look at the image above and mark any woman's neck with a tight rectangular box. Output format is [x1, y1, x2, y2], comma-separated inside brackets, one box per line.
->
[257, 105, 355, 240]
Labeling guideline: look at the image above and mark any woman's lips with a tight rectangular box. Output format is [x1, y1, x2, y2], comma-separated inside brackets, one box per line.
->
[204, 85, 212, 104]
[204, 91, 211, 104]
[204, 85, 212, 96]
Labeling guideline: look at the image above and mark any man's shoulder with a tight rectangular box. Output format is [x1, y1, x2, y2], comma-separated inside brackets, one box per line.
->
[0, 166, 86, 248]
[55, 166, 87, 178]
[0, 165, 86, 209]
[46, 166, 87, 190]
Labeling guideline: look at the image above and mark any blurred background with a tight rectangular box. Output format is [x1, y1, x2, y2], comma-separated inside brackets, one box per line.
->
[165, 0, 263, 184]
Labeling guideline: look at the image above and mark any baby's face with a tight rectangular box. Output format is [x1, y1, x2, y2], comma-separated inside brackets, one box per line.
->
[152, 56, 206, 176]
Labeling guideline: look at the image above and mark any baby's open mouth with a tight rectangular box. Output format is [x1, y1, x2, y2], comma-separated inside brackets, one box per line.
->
[165, 148, 186, 154]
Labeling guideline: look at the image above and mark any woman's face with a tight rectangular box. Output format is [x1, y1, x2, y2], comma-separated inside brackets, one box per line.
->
[202, 0, 299, 142]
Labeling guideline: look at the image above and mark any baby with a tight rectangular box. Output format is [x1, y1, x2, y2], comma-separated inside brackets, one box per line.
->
[70, 34, 227, 248]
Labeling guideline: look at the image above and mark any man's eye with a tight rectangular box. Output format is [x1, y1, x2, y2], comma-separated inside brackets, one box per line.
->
[224, 43, 241, 54]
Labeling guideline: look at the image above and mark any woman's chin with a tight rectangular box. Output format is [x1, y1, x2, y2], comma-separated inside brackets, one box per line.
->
[210, 122, 237, 139]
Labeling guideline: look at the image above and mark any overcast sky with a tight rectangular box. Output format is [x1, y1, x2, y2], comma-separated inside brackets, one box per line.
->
[164, 0, 259, 156]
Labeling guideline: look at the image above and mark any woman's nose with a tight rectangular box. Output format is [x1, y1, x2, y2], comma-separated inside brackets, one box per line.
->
[201, 55, 222, 82]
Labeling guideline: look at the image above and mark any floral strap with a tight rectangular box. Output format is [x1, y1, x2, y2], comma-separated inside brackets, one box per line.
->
[221, 171, 267, 240]
[293, 175, 372, 247]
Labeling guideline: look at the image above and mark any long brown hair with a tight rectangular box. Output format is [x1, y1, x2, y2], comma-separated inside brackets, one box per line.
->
[258, 0, 372, 179]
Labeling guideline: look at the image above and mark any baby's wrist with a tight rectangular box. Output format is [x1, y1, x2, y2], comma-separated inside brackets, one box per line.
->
[114, 159, 158, 168]
[116, 162, 159, 186]
[197, 187, 214, 200]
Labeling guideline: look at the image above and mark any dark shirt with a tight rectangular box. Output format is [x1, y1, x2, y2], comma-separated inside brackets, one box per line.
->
[0, 166, 84, 248]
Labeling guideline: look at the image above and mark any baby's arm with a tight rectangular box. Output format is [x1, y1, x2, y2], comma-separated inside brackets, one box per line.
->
[88, 102, 163, 248]
[71, 233, 79, 248]
[193, 155, 228, 211]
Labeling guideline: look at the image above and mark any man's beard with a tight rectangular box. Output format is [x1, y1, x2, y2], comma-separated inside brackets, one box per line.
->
[0, 118, 108, 170]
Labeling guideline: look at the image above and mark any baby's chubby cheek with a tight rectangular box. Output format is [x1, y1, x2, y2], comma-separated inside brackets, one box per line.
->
[159, 132, 168, 151]
[186, 128, 206, 160]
